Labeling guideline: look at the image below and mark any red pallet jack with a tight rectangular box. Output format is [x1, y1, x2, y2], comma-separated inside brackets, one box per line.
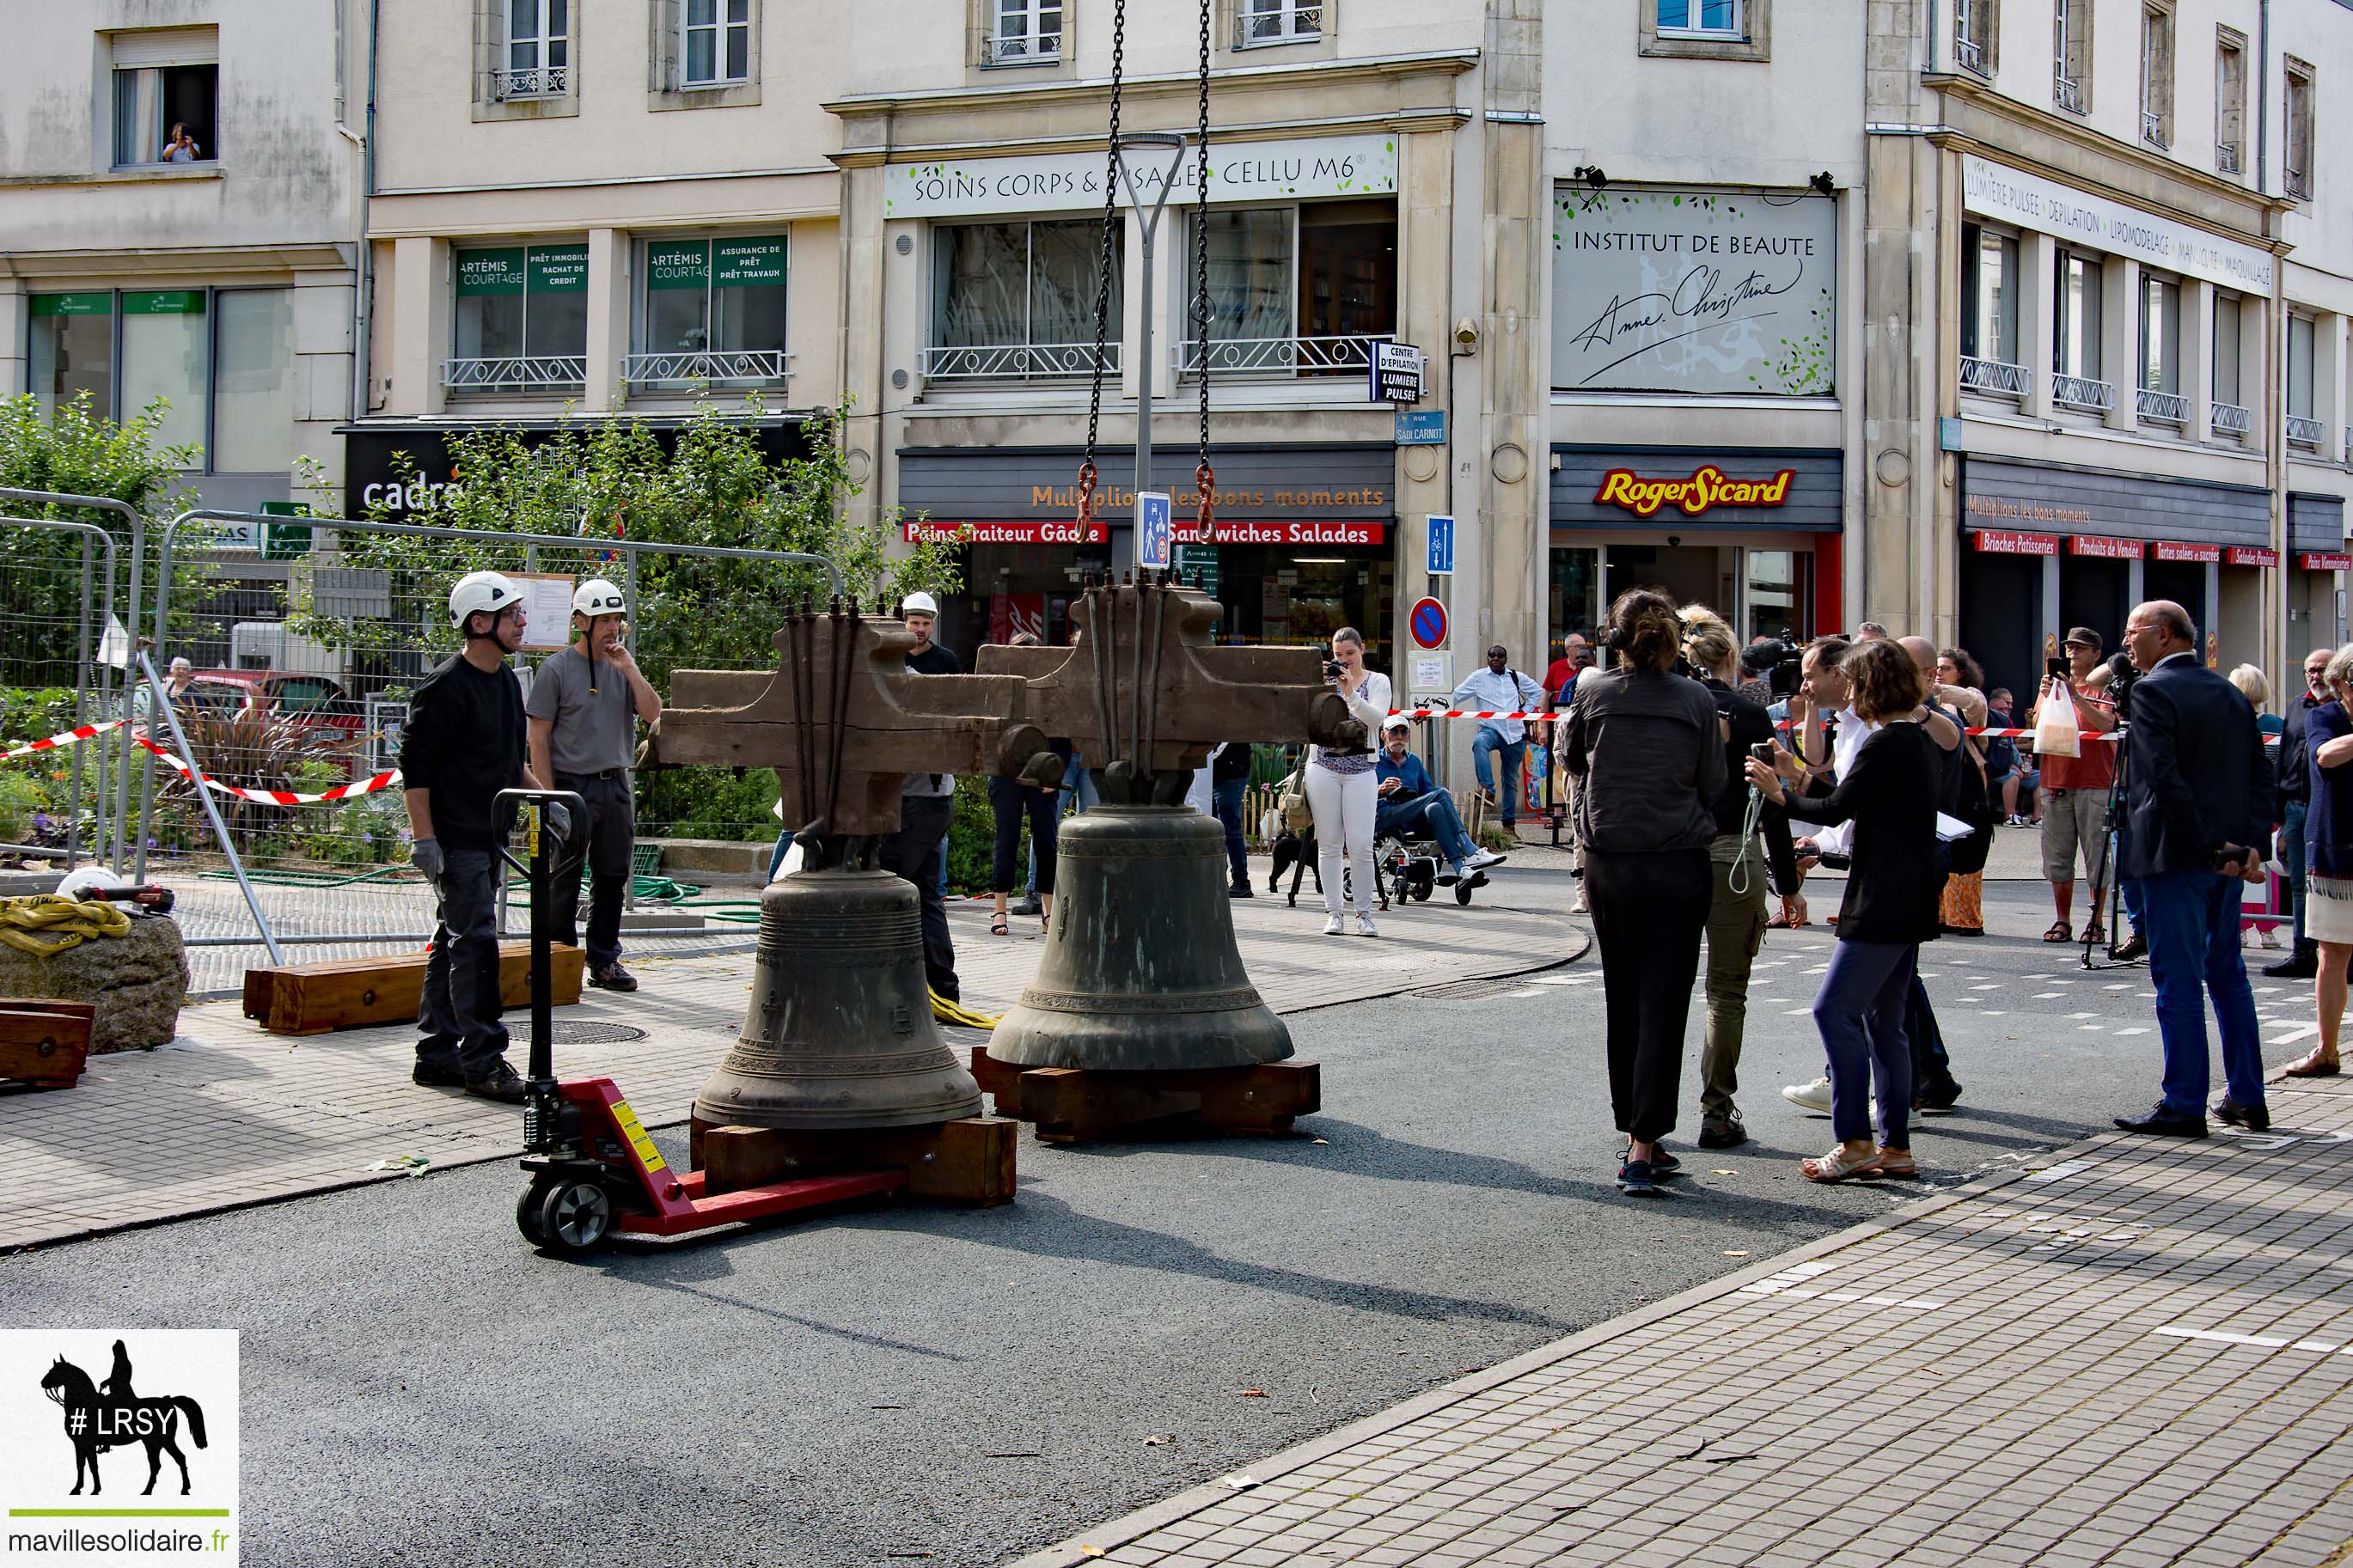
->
[501, 790, 909, 1254]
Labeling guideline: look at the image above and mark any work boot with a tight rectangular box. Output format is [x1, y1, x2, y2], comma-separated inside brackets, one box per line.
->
[1228, 879, 1255, 900]
[412, 1059, 466, 1089]
[2264, 943, 2319, 979]
[1697, 1112, 1748, 1150]
[463, 1061, 528, 1105]
[1010, 891, 1043, 918]
[590, 961, 639, 992]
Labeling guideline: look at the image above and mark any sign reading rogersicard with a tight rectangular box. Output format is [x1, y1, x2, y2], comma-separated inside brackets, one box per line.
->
[1551, 186, 1836, 396]
[882, 134, 1397, 219]
[1962, 156, 2275, 292]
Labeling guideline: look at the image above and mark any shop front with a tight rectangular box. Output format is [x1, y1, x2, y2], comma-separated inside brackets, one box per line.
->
[2291, 494, 2350, 656]
[1959, 456, 2270, 698]
[1546, 446, 1843, 649]
[897, 443, 1396, 668]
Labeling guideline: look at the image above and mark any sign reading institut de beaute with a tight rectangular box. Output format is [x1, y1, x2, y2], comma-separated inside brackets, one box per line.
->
[882, 134, 1397, 220]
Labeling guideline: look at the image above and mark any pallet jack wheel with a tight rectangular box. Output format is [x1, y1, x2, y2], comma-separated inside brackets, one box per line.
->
[537, 1177, 613, 1254]
[516, 1179, 554, 1246]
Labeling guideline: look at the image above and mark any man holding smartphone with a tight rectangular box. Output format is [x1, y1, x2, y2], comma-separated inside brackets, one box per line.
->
[528, 577, 662, 993]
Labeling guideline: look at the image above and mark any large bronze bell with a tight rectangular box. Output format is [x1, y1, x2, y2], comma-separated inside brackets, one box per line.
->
[987, 803, 1293, 1071]
[694, 867, 983, 1129]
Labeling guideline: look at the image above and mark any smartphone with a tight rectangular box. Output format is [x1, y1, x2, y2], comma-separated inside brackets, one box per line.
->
[1749, 741, 1775, 766]
[2046, 656, 2069, 680]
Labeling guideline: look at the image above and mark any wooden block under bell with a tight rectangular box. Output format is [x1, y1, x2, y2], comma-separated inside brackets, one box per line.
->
[692, 1115, 1017, 1207]
[242, 943, 584, 1035]
[969, 1048, 1319, 1144]
[0, 1000, 95, 1089]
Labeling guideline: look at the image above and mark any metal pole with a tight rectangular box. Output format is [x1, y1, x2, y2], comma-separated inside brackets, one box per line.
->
[138, 650, 284, 965]
[0, 511, 119, 870]
[1114, 133, 1190, 529]
[68, 534, 90, 869]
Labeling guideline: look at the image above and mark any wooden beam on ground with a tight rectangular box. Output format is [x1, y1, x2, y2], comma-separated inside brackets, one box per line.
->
[969, 1049, 1319, 1144]
[0, 1000, 95, 1089]
[242, 943, 584, 1035]
[691, 1115, 1017, 1206]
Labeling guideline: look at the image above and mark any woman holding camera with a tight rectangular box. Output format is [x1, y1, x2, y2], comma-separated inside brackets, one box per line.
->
[1745, 638, 1942, 1181]
[1560, 589, 1724, 1193]
[1305, 626, 1391, 937]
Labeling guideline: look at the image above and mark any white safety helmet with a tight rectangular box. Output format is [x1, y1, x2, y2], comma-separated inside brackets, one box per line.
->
[449, 570, 525, 631]
[572, 577, 626, 619]
[901, 591, 939, 617]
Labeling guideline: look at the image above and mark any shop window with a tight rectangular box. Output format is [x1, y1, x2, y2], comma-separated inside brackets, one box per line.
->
[1955, 0, 1996, 75]
[1959, 224, 2022, 392]
[211, 290, 295, 473]
[1191, 201, 1396, 378]
[121, 291, 209, 462]
[927, 220, 1116, 381]
[2138, 272, 2182, 394]
[27, 295, 113, 418]
[2053, 250, 2105, 409]
[1238, 0, 1320, 47]
[499, 0, 570, 97]
[681, 0, 750, 84]
[987, 0, 1063, 63]
[2284, 58, 2315, 199]
[2140, 3, 2173, 149]
[1746, 550, 1811, 642]
[629, 235, 788, 387]
[1550, 548, 1600, 654]
[449, 243, 590, 391]
[2215, 29, 2246, 175]
[109, 28, 220, 168]
[2055, 0, 2092, 114]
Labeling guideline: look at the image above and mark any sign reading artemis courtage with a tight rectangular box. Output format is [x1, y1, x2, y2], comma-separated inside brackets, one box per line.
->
[882, 134, 1397, 219]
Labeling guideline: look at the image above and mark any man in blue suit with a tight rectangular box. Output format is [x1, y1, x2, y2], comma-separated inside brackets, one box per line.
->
[2113, 600, 2276, 1136]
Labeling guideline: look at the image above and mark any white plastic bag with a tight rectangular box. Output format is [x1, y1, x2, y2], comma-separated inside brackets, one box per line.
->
[2033, 674, 2082, 759]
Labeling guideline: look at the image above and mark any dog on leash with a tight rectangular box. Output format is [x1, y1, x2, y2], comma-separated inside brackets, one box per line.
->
[1268, 828, 1322, 896]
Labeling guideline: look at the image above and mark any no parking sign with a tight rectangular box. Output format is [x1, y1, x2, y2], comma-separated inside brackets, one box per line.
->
[1409, 596, 1449, 650]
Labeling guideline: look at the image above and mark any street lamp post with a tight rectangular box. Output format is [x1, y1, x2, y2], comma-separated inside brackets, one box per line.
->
[1112, 131, 1192, 555]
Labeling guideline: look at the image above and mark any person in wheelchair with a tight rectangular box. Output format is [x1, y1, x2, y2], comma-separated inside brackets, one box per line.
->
[1375, 716, 1507, 891]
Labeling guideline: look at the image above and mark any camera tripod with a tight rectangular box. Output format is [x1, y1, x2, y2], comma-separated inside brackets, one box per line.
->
[2079, 723, 2143, 972]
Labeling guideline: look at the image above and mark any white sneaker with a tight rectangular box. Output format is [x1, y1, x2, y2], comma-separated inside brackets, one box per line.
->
[1354, 912, 1379, 937]
[1467, 848, 1508, 870]
[1569, 891, 1590, 915]
[1323, 914, 1346, 936]
[1782, 1076, 1832, 1114]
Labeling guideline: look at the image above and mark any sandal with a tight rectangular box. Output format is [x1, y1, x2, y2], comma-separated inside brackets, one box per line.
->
[2042, 919, 2073, 943]
[990, 913, 1010, 937]
[1874, 1148, 1920, 1180]
[2085, 923, 2106, 945]
[2285, 1046, 2343, 1077]
[1801, 1144, 1884, 1183]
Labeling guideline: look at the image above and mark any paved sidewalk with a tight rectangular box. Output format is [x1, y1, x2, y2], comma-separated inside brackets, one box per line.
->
[0, 880, 1576, 1253]
[1015, 1077, 2353, 1568]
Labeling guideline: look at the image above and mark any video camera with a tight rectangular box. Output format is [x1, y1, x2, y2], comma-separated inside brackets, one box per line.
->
[1740, 635, 1807, 699]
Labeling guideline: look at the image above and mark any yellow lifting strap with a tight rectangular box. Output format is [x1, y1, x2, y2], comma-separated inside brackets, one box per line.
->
[0, 894, 134, 958]
[929, 988, 1003, 1031]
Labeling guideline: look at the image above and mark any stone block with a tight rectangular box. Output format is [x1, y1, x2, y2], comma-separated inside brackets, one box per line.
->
[0, 913, 189, 1053]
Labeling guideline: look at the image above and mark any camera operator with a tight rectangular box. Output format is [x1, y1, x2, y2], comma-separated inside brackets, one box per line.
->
[1682, 611, 1799, 1150]
[1559, 589, 1724, 1193]
[2112, 600, 2273, 1137]
[2030, 628, 2123, 947]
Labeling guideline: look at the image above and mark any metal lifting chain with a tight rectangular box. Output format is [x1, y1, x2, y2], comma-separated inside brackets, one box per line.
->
[1192, 0, 1216, 547]
[1077, 0, 1129, 541]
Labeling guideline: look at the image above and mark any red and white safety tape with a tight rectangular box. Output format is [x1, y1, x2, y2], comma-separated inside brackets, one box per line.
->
[1, 717, 125, 760]
[130, 735, 402, 804]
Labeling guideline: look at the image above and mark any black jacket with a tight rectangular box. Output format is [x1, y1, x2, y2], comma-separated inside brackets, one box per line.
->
[1561, 667, 1725, 853]
[2121, 653, 2275, 878]
[1212, 741, 1254, 785]
[1782, 723, 1944, 945]
[2281, 692, 2323, 807]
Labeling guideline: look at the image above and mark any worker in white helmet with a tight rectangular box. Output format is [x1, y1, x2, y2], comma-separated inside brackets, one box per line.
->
[881, 589, 964, 1000]
[403, 570, 563, 1104]
[526, 576, 663, 991]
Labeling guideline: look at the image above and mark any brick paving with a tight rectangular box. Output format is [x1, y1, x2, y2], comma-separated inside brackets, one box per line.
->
[0, 882, 1576, 1253]
[1011, 1079, 2353, 1568]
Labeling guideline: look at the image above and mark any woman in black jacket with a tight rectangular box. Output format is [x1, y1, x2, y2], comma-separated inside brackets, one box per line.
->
[1560, 589, 1725, 1194]
[1745, 638, 1942, 1182]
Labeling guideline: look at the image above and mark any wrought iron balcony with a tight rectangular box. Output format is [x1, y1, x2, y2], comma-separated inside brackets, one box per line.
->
[1176, 333, 1390, 377]
[620, 349, 791, 387]
[2135, 387, 2188, 426]
[2289, 414, 2327, 449]
[1959, 355, 2030, 400]
[2217, 140, 2241, 174]
[2052, 373, 2113, 413]
[2141, 110, 2168, 149]
[443, 355, 586, 391]
[2055, 73, 2086, 113]
[919, 342, 1117, 381]
[2210, 401, 2252, 437]
[984, 32, 1062, 64]
[492, 64, 568, 99]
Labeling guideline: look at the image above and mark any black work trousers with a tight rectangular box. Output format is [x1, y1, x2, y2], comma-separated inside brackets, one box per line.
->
[550, 770, 634, 970]
[987, 775, 1060, 895]
[1586, 845, 1714, 1144]
[882, 793, 959, 1002]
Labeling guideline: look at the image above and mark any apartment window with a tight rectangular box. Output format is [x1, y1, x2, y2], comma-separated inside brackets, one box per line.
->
[1238, 0, 1321, 46]
[1955, 0, 1996, 75]
[2054, 251, 2104, 384]
[2284, 58, 2314, 199]
[2289, 314, 2317, 420]
[2212, 294, 2242, 406]
[928, 221, 1116, 381]
[681, 0, 750, 84]
[2140, 5, 2173, 148]
[630, 235, 788, 385]
[109, 28, 220, 168]
[2055, 0, 2092, 113]
[1194, 201, 1397, 375]
[25, 288, 293, 473]
[2139, 273, 2182, 395]
[450, 243, 590, 389]
[500, 0, 570, 97]
[1960, 225, 2020, 368]
[2216, 30, 2246, 175]
[989, 0, 1063, 63]
[1658, 0, 1740, 33]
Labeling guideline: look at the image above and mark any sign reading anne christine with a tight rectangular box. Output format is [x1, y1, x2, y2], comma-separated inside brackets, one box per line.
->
[883, 134, 1397, 219]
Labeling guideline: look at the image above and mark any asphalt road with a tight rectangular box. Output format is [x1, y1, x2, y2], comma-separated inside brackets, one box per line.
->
[3, 873, 2312, 1567]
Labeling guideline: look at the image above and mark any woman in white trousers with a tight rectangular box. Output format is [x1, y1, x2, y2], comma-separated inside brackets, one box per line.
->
[1305, 626, 1393, 937]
